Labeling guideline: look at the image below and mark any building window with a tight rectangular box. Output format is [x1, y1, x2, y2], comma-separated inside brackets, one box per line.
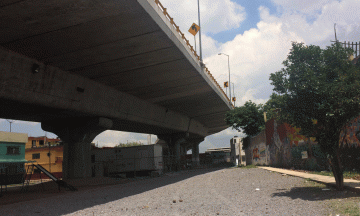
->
[32, 140, 36, 148]
[39, 140, 44, 145]
[32, 153, 40, 159]
[7, 146, 20, 155]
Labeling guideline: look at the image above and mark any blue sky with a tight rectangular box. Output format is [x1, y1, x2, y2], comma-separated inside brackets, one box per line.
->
[210, 0, 278, 43]
[1, 0, 360, 153]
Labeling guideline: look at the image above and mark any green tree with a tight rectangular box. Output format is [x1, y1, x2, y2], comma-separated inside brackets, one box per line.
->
[263, 93, 286, 120]
[225, 101, 265, 149]
[269, 42, 360, 190]
[115, 142, 143, 148]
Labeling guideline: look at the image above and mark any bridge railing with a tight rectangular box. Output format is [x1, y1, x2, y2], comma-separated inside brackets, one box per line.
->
[154, 0, 232, 106]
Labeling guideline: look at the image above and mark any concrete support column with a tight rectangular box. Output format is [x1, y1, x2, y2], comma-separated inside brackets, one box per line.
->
[158, 133, 187, 171]
[157, 134, 204, 171]
[192, 142, 200, 167]
[190, 138, 204, 167]
[42, 117, 113, 180]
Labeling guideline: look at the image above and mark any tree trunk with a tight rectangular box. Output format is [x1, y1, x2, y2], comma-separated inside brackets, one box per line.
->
[330, 150, 344, 190]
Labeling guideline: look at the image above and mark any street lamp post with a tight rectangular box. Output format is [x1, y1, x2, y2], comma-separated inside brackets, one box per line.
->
[218, 53, 231, 104]
[231, 82, 235, 106]
[6, 119, 15, 132]
[197, 0, 202, 62]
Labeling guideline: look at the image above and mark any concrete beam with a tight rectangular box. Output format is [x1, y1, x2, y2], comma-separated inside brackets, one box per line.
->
[0, 47, 208, 137]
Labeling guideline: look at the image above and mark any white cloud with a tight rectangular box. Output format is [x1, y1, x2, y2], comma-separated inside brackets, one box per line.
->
[202, 0, 360, 149]
[205, 19, 302, 107]
[212, 127, 243, 137]
[93, 130, 158, 147]
[264, 1, 360, 44]
[160, 0, 246, 34]
[203, 0, 360, 108]
[271, 0, 336, 14]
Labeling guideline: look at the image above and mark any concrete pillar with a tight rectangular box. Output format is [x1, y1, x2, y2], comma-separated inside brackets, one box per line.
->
[42, 117, 113, 179]
[190, 138, 204, 167]
[192, 142, 200, 167]
[157, 133, 187, 171]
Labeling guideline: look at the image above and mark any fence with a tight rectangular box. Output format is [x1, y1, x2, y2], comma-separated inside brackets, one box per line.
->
[333, 41, 360, 58]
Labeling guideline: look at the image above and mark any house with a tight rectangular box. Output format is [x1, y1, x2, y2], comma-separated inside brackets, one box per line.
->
[26, 136, 61, 149]
[0, 131, 29, 185]
[230, 136, 246, 166]
[25, 136, 63, 179]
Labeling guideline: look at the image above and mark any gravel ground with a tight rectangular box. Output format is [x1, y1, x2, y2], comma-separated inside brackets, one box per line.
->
[1, 167, 357, 215]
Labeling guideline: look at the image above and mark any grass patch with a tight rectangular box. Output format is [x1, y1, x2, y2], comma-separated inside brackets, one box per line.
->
[329, 198, 360, 216]
[309, 170, 360, 180]
[238, 164, 257, 169]
[303, 179, 327, 192]
[303, 179, 360, 215]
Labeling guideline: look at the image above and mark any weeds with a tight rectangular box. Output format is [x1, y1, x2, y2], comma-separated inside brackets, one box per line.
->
[238, 164, 257, 169]
[309, 170, 360, 180]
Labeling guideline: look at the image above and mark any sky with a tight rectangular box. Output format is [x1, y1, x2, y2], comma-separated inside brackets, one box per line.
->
[1, 0, 360, 153]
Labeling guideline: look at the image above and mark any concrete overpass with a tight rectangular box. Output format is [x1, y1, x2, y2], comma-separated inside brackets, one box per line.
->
[0, 0, 233, 178]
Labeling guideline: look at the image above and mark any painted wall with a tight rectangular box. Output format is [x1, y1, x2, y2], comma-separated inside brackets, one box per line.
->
[0, 132, 28, 184]
[246, 115, 360, 168]
[246, 119, 314, 167]
[247, 130, 268, 165]
[340, 115, 360, 147]
[0, 132, 28, 163]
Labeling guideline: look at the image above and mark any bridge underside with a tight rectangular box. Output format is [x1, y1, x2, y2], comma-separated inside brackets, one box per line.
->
[0, 0, 231, 135]
[0, 0, 232, 178]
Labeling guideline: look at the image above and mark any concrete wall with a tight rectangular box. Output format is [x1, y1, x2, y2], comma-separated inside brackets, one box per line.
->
[245, 119, 310, 167]
[246, 116, 360, 168]
[246, 130, 268, 165]
[265, 119, 314, 167]
[230, 137, 246, 165]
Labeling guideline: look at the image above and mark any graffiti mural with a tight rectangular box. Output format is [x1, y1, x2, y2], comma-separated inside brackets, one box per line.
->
[247, 130, 268, 165]
[260, 146, 266, 158]
[245, 115, 360, 168]
[253, 147, 260, 161]
[340, 115, 360, 148]
[266, 119, 293, 167]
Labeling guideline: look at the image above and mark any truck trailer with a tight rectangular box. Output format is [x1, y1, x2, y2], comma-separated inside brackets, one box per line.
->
[91, 144, 163, 177]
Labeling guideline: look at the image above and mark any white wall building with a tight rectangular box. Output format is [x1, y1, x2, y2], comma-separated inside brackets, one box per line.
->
[230, 136, 246, 166]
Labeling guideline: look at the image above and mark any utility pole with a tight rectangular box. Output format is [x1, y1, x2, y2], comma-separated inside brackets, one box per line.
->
[197, 0, 202, 62]
[6, 119, 15, 132]
[218, 53, 232, 105]
[334, 23, 338, 42]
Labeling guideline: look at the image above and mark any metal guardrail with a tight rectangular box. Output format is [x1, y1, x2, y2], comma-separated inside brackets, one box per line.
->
[154, 0, 233, 106]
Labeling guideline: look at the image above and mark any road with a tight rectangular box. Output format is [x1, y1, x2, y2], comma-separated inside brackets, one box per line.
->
[1, 167, 354, 215]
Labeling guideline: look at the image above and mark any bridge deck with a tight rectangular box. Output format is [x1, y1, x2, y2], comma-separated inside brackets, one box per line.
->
[0, 0, 231, 135]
